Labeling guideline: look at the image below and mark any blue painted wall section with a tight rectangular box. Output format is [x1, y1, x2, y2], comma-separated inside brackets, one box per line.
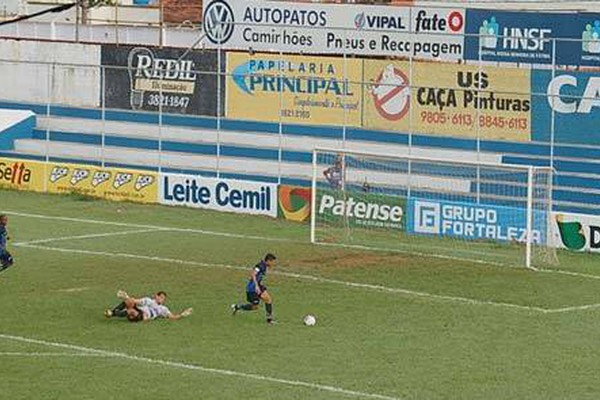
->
[532, 69, 600, 146]
[1, 100, 599, 213]
[0, 113, 35, 150]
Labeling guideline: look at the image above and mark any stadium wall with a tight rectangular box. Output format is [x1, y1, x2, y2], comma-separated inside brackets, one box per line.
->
[1, 37, 599, 147]
[0, 110, 35, 150]
[0, 40, 101, 108]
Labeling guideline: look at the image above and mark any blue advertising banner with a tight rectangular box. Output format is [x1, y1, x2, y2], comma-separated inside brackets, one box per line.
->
[464, 9, 600, 66]
[464, 10, 571, 64]
[407, 198, 547, 245]
[531, 69, 600, 145]
[573, 14, 600, 66]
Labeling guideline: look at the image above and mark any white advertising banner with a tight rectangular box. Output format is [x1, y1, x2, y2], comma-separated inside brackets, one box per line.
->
[550, 212, 600, 252]
[202, 0, 465, 60]
[160, 173, 278, 217]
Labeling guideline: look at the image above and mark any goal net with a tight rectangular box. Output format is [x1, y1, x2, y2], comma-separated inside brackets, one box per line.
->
[310, 148, 556, 269]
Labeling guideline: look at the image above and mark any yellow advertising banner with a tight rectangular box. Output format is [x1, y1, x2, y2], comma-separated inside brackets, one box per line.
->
[226, 52, 362, 127]
[363, 60, 531, 141]
[0, 157, 46, 192]
[46, 162, 158, 204]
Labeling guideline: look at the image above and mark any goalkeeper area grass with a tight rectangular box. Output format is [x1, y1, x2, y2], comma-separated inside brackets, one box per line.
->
[1, 189, 600, 400]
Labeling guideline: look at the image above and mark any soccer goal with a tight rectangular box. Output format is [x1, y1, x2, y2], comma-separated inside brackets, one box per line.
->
[310, 147, 556, 269]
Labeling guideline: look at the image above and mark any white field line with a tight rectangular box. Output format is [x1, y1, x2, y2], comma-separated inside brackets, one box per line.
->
[0, 351, 111, 358]
[317, 241, 511, 269]
[15, 228, 164, 246]
[543, 303, 600, 314]
[4, 210, 296, 243]
[540, 269, 600, 281]
[2, 210, 523, 270]
[0, 334, 401, 400]
[18, 243, 550, 313]
[55, 287, 92, 293]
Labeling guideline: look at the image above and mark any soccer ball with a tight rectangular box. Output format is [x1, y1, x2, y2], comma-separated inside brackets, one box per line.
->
[303, 314, 317, 326]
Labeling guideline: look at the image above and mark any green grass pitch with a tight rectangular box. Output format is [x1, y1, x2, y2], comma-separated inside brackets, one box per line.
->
[1, 189, 600, 399]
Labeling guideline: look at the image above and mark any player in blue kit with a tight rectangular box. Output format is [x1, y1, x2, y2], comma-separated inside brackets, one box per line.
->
[0, 215, 14, 274]
[231, 253, 277, 324]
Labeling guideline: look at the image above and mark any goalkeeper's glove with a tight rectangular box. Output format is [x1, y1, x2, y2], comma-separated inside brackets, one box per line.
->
[181, 308, 193, 318]
[117, 290, 128, 300]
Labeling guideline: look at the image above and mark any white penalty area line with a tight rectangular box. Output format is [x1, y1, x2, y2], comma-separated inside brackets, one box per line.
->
[0, 334, 401, 400]
[316, 241, 512, 269]
[4, 210, 297, 244]
[0, 351, 112, 358]
[14, 228, 165, 246]
[18, 243, 562, 314]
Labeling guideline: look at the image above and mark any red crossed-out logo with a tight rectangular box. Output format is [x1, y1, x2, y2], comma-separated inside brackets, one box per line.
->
[371, 65, 410, 121]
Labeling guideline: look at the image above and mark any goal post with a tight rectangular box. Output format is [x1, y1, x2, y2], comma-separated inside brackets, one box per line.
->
[310, 147, 556, 269]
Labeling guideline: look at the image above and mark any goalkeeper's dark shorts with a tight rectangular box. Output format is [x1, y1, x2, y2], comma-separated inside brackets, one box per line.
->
[0, 251, 14, 272]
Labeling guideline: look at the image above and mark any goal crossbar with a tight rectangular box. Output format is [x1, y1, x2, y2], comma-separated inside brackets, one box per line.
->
[314, 146, 553, 171]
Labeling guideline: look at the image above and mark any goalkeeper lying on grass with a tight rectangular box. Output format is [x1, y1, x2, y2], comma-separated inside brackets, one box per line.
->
[106, 290, 193, 322]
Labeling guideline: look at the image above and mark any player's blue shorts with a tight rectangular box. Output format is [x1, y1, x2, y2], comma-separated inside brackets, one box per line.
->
[246, 285, 267, 305]
[246, 291, 260, 305]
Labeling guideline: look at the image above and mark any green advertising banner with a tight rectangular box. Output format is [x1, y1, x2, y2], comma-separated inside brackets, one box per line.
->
[316, 189, 407, 230]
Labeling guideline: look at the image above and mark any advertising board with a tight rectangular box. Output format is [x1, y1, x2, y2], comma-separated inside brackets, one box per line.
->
[203, 0, 465, 60]
[551, 212, 600, 253]
[364, 60, 531, 141]
[101, 45, 224, 116]
[160, 173, 278, 217]
[47, 162, 158, 204]
[227, 52, 362, 126]
[408, 198, 546, 244]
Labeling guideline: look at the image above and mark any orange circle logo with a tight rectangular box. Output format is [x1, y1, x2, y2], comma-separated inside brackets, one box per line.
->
[279, 186, 312, 222]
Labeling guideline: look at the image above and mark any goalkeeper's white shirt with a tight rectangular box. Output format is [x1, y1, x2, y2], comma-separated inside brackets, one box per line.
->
[138, 297, 159, 308]
[143, 305, 171, 320]
[138, 297, 171, 320]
